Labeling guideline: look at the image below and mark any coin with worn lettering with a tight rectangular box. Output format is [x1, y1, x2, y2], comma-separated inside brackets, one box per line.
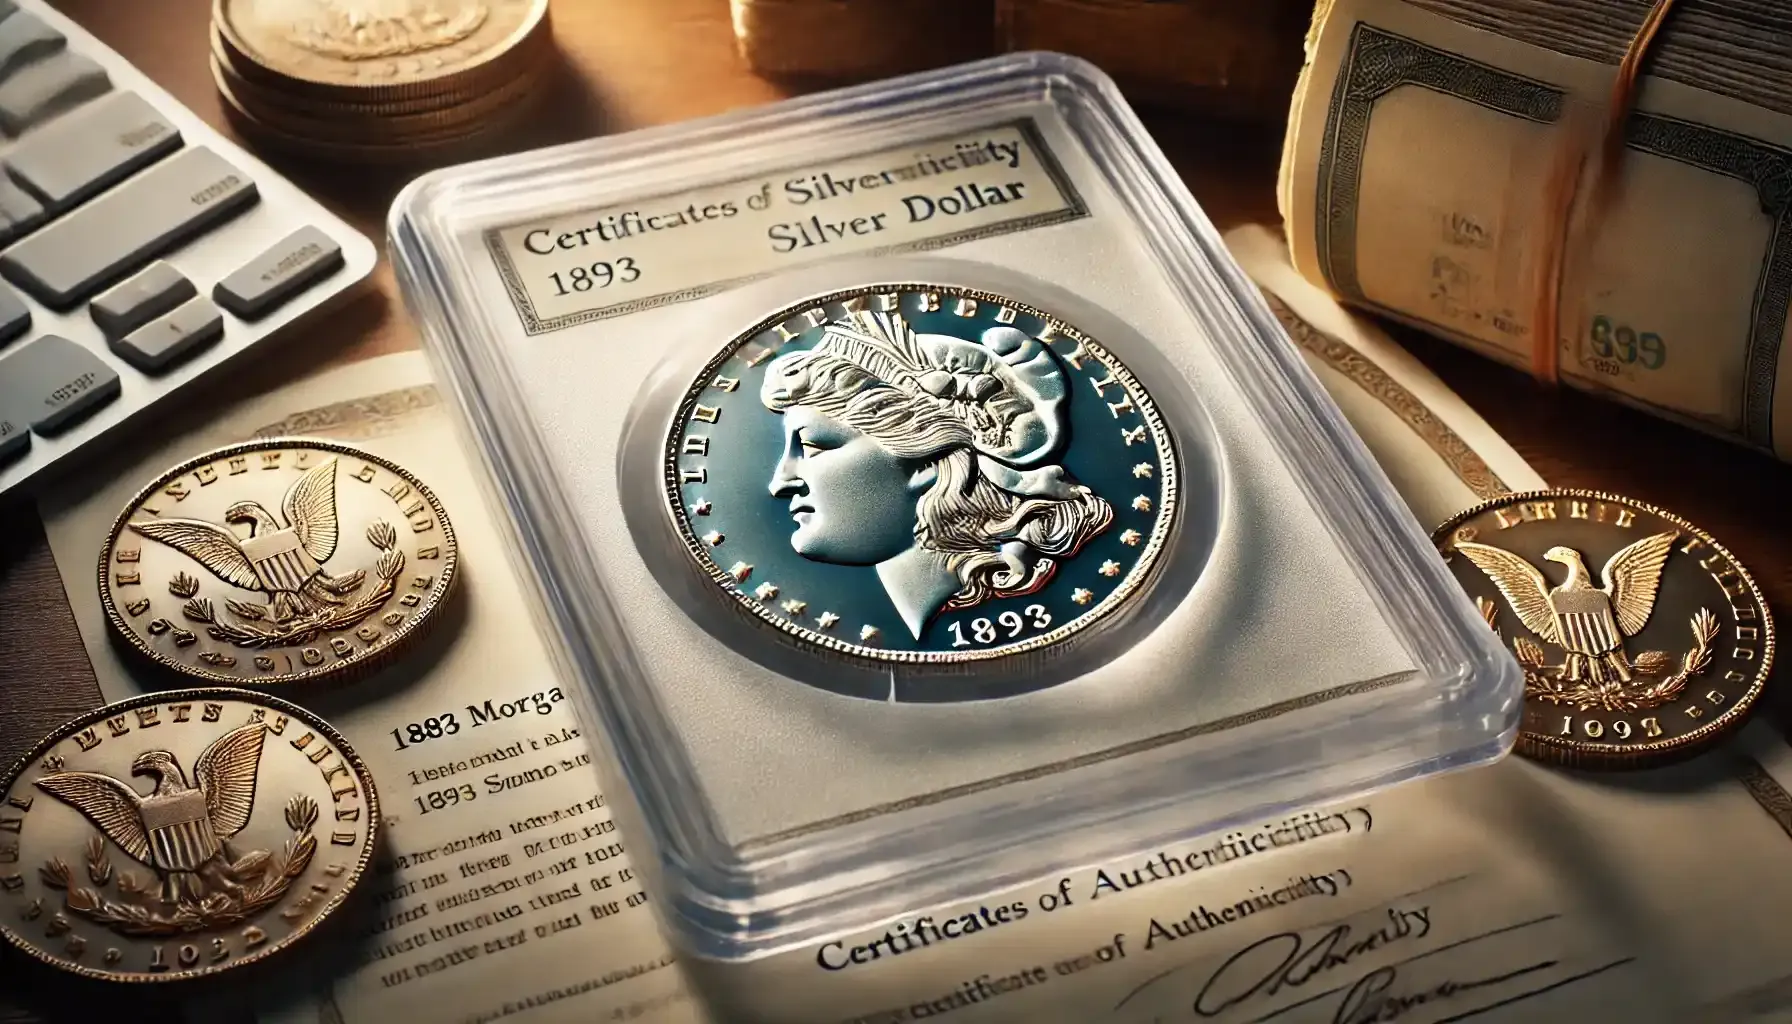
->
[664, 284, 1179, 685]
[0, 688, 379, 981]
[99, 439, 459, 686]
[213, 0, 550, 97]
[1435, 490, 1774, 769]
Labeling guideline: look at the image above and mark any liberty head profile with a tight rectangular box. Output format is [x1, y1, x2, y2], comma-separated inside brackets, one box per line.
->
[761, 310, 1114, 640]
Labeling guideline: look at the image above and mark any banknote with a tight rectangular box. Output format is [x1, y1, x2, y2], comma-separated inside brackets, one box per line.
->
[1281, 0, 1792, 460]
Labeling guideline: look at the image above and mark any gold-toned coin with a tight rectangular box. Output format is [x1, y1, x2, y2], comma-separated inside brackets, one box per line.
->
[1435, 489, 1774, 769]
[0, 688, 379, 981]
[99, 439, 459, 686]
[213, 0, 550, 98]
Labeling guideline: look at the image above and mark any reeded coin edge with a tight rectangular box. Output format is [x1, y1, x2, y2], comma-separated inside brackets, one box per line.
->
[97, 437, 461, 687]
[662, 283, 1183, 664]
[0, 686, 382, 983]
[1433, 487, 1776, 768]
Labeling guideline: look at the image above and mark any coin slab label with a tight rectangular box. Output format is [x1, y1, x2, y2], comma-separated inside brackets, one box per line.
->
[0, 689, 379, 981]
[664, 284, 1179, 681]
[99, 439, 459, 686]
[1436, 490, 1774, 768]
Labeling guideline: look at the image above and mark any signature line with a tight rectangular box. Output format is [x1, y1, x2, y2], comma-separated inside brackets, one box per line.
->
[1430, 957, 1636, 1023]
[1111, 875, 1479, 1014]
[1245, 914, 1563, 1023]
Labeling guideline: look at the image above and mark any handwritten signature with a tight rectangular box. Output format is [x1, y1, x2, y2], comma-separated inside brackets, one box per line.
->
[1332, 960, 1556, 1024]
[1192, 906, 1432, 1017]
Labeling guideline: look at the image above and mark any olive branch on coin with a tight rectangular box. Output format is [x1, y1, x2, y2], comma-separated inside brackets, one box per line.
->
[38, 795, 319, 938]
[1479, 598, 1719, 712]
[175, 521, 405, 650]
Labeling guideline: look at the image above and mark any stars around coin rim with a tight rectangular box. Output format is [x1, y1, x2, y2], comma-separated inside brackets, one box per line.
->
[702, 414, 1166, 655]
[741, 578, 877, 644]
[698, 489, 921, 652]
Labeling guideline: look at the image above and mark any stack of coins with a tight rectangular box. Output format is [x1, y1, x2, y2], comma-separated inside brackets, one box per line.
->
[208, 0, 554, 163]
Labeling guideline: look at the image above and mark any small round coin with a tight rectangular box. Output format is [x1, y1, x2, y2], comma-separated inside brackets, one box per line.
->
[0, 688, 379, 981]
[663, 284, 1180, 684]
[1434, 489, 1774, 768]
[100, 439, 459, 686]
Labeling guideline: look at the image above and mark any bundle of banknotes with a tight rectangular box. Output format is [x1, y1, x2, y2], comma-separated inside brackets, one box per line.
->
[1280, 0, 1792, 461]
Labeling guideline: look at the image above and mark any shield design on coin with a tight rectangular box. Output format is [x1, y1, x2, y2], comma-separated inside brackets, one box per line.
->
[35, 724, 267, 908]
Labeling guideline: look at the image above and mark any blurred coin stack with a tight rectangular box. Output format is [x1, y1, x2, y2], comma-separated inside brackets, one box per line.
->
[209, 0, 554, 163]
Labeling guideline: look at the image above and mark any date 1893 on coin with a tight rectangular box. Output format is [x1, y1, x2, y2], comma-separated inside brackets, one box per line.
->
[0, 689, 378, 981]
[1436, 490, 1774, 768]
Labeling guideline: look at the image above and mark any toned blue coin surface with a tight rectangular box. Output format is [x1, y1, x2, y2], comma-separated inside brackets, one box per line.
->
[664, 285, 1178, 671]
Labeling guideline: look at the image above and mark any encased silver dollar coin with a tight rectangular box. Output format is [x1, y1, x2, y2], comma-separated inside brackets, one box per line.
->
[663, 284, 1178, 683]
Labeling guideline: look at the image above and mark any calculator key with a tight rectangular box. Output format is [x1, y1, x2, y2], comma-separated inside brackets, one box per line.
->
[112, 294, 222, 372]
[0, 50, 108, 134]
[7, 91, 180, 209]
[0, 146, 258, 309]
[0, 175, 40, 244]
[0, 278, 27, 346]
[0, 10, 63, 81]
[0, 334, 119, 434]
[213, 226, 344, 320]
[0, 413, 24, 462]
[91, 260, 194, 339]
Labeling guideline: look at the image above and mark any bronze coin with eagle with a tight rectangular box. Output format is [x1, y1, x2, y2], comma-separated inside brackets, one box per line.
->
[0, 688, 379, 981]
[1435, 489, 1773, 769]
[99, 439, 459, 686]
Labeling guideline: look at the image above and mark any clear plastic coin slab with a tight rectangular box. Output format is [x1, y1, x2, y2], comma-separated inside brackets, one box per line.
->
[388, 54, 1521, 961]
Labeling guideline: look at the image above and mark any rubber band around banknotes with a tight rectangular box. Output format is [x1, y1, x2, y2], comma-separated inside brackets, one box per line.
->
[1530, 0, 1681, 385]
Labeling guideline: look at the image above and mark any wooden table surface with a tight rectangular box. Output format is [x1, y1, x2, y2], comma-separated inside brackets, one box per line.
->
[3, 0, 1790, 1018]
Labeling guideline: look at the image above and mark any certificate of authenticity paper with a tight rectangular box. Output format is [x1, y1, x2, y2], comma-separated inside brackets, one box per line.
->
[484, 119, 1087, 333]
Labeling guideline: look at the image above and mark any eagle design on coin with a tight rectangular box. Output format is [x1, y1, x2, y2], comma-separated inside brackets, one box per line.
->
[1454, 531, 1677, 689]
[129, 457, 368, 625]
[34, 724, 267, 904]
